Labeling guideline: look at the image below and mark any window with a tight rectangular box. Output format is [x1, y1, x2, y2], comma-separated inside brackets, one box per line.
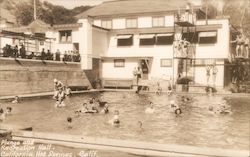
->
[161, 59, 172, 67]
[126, 18, 137, 28]
[156, 33, 174, 45]
[114, 59, 125, 67]
[101, 20, 112, 29]
[198, 31, 217, 44]
[116, 34, 133, 46]
[182, 32, 198, 43]
[152, 16, 165, 27]
[59, 30, 72, 43]
[139, 34, 155, 46]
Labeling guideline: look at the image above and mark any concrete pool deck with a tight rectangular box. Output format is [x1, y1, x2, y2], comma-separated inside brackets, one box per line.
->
[0, 89, 104, 100]
[1, 88, 250, 101]
[0, 125, 248, 157]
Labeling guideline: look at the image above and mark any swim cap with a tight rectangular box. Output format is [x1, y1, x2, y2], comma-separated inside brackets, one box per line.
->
[54, 79, 58, 83]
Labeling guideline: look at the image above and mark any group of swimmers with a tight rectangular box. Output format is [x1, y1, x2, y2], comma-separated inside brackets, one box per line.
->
[74, 97, 109, 115]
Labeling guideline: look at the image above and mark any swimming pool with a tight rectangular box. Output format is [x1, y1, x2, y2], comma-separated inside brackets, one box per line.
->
[0, 92, 249, 150]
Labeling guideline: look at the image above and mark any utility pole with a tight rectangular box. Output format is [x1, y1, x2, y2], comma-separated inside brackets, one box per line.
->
[205, 0, 208, 25]
[34, 0, 37, 20]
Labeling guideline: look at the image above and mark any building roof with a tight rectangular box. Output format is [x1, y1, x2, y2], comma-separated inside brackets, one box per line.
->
[77, 0, 201, 18]
[27, 19, 51, 33]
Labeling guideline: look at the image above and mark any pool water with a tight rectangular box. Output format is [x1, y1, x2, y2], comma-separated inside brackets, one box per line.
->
[0, 92, 249, 150]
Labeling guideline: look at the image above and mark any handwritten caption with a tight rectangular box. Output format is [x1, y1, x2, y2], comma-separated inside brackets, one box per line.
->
[0, 139, 98, 157]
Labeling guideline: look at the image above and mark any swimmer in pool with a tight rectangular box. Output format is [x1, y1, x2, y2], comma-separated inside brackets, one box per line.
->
[67, 117, 72, 129]
[145, 102, 155, 114]
[6, 107, 12, 115]
[0, 108, 6, 121]
[109, 110, 120, 126]
[12, 96, 20, 103]
[88, 99, 99, 113]
[155, 82, 162, 95]
[100, 103, 109, 114]
[169, 100, 182, 115]
[80, 103, 89, 113]
[181, 96, 191, 103]
[97, 99, 108, 107]
[167, 86, 173, 96]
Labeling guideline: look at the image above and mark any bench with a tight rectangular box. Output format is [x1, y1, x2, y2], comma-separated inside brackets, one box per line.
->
[102, 78, 133, 89]
[68, 86, 89, 91]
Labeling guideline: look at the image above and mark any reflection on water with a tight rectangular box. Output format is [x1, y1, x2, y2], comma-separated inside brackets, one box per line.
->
[0, 92, 249, 150]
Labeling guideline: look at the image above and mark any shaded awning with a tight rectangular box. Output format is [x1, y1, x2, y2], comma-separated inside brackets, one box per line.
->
[156, 33, 173, 37]
[115, 35, 132, 39]
[138, 34, 155, 39]
[199, 31, 217, 37]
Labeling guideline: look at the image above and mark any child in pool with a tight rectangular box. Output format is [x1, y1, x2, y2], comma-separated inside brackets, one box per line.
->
[145, 102, 155, 114]
[12, 96, 20, 103]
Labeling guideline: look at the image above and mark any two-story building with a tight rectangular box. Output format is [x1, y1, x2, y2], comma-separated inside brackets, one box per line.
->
[75, 0, 234, 89]
[0, 0, 236, 90]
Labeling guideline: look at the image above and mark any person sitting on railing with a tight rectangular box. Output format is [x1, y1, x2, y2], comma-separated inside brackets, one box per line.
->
[19, 44, 26, 59]
[28, 52, 35, 59]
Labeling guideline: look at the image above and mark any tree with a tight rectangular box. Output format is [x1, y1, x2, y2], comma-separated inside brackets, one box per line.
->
[14, 0, 92, 26]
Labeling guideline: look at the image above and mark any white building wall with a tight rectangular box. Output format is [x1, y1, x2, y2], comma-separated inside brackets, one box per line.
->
[102, 58, 138, 79]
[93, 20, 101, 27]
[112, 18, 126, 29]
[92, 28, 108, 57]
[196, 19, 230, 59]
[107, 34, 173, 57]
[165, 15, 174, 27]
[78, 19, 93, 69]
[138, 17, 152, 28]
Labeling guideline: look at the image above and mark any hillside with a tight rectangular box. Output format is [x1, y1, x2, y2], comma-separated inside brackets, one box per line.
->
[0, 0, 92, 25]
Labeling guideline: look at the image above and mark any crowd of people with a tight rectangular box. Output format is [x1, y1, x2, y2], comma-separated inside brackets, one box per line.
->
[1, 44, 80, 62]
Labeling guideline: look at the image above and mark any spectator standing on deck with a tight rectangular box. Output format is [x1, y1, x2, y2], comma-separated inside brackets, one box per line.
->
[20, 45, 26, 59]
[206, 65, 211, 85]
[41, 48, 46, 60]
[55, 49, 60, 61]
[212, 64, 218, 87]
[13, 45, 19, 58]
[244, 36, 249, 58]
